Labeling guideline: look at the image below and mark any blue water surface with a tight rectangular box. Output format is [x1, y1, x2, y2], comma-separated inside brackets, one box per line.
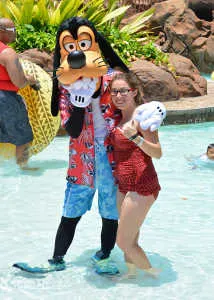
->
[0, 122, 214, 300]
[201, 73, 214, 82]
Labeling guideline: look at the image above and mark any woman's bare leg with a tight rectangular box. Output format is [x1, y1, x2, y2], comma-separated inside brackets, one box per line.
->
[117, 189, 125, 215]
[116, 191, 156, 271]
[116, 190, 137, 279]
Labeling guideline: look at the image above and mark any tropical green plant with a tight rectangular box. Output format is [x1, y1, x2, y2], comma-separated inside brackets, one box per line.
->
[141, 41, 169, 65]
[104, 26, 143, 64]
[1, 0, 125, 27]
[1, 0, 154, 56]
[11, 24, 57, 53]
[1, 0, 173, 68]
[0, 0, 154, 34]
[100, 7, 156, 65]
[104, 28, 171, 67]
[0, 0, 9, 18]
[141, 41, 176, 75]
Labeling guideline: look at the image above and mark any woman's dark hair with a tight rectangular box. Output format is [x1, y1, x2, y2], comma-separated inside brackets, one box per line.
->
[207, 143, 214, 153]
[109, 71, 145, 106]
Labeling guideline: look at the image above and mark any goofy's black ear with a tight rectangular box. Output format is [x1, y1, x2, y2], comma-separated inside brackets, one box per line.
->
[51, 41, 61, 116]
[51, 78, 59, 117]
[97, 32, 129, 73]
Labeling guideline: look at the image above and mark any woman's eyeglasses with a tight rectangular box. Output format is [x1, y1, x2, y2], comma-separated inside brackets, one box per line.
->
[110, 88, 134, 96]
[0, 27, 16, 33]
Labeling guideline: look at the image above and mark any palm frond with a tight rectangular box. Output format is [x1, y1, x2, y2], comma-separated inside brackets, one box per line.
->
[34, 0, 49, 25]
[0, 0, 10, 18]
[120, 8, 155, 35]
[98, 6, 130, 26]
[6, 1, 22, 23]
[23, 0, 35, 23]
[59, 0, 84, 23]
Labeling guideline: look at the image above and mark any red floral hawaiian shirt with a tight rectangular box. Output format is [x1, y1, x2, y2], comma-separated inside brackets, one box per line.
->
[59, 73, 121, 188]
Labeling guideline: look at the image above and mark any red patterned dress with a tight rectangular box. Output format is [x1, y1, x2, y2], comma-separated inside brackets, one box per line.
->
[108, 127, 161, 197]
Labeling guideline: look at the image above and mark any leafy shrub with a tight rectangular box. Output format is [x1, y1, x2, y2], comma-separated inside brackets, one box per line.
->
[103, 26, 145, 64]
[11, 24, 57, 53]
[4, 0, 172, 70]
[105, 28, 171, 68]
[141, 42, 176, 74]
[141, 42, 168, 64]
[2, 0, 155, 56]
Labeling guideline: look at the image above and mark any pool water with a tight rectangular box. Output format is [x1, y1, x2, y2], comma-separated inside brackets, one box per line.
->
[201, 73, 214, 82]
[0, 122, 214, 300]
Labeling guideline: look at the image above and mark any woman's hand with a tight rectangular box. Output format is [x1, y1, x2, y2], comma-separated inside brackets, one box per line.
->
[122, 120, 138, 139]
[122, 119, 162, 159]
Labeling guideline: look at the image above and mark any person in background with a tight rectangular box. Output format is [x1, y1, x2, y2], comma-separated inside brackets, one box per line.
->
[0, 17, 39, 169]
[206, 144, 214, 160]
[189, 143, 214, 169]
[106, 71, 162, 279]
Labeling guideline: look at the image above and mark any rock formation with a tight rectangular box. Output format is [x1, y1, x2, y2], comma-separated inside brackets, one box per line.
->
[149, 0, 214, 73]
[130, 54, 207, 102]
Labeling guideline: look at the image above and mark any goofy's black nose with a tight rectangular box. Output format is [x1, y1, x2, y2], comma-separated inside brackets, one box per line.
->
[67, 51, 86, 69]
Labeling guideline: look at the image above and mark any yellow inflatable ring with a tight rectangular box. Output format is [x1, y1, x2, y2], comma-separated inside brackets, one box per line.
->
[0, 59, 60, 159]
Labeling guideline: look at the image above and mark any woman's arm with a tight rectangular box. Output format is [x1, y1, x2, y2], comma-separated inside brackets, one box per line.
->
[123, 120, 162, 159]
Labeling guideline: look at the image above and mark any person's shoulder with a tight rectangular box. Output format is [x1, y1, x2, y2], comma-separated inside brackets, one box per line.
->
[199, 154, 208, 161]
[5, 46, 16, 54]
[0, 46, 16, 59]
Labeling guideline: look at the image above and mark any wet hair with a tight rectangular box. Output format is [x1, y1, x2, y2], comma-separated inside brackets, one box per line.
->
[109, 71, 145, 106]
[207, 143, 214, 153]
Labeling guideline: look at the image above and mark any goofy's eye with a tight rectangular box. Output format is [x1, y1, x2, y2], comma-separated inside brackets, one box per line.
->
[78, 39, 91, 51]
[64, 42, 76, 52]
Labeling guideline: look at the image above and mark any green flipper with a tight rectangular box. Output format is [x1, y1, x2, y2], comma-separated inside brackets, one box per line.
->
[94, 258, 120, 275]
[13, 261, 66, 274]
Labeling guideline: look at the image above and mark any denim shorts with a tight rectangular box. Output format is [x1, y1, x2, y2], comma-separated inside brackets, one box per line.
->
[62, 138, 118, 220]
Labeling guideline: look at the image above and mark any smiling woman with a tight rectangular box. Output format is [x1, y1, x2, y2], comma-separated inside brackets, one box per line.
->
[106, 71, 162, 278]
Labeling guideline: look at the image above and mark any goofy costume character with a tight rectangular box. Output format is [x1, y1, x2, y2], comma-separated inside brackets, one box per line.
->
[49, 17, 166, 275]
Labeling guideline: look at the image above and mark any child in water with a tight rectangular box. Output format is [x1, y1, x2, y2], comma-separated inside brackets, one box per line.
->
[189, 144, 214, 169]
[204, 144, 214, 160]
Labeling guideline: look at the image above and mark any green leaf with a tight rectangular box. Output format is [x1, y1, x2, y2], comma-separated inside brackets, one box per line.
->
[120, 10, 154, 35]
[6, 1, 21, 23]
[59, 0, 84, 23]
[98, 6, 130, 26]
[20, 0, 34, 24]
[35, 0, 50, 25]
[0, 0, 10, 18]
[49, 9, 62, 26]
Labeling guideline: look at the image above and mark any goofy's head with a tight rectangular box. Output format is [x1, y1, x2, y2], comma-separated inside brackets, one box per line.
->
[51, 16, 129, 116]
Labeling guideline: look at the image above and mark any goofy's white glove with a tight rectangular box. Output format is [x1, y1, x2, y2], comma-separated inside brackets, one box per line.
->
[134, 101, 166, 132]
[62, 77, 98, 108]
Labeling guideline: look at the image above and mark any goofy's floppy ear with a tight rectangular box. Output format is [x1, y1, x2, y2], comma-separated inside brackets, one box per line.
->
[51, 40, 61, 117]
[97, 32, 129, 73]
